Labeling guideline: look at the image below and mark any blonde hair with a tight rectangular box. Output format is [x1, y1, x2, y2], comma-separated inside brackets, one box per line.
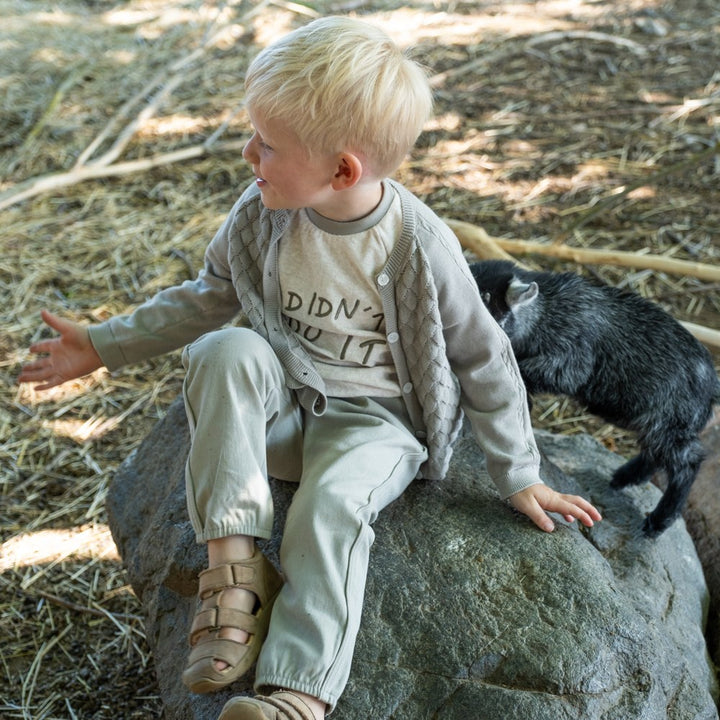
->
[244, 16, 433, 177]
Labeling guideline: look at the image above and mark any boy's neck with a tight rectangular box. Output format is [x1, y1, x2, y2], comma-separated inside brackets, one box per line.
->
[311, 180, 385, 223]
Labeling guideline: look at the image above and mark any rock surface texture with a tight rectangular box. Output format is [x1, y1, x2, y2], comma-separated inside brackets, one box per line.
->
[685, 407, 720, 668]
[107, 398, 719, 720]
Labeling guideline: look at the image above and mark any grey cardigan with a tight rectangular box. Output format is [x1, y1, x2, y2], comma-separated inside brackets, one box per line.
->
[89, 180, 541, 498]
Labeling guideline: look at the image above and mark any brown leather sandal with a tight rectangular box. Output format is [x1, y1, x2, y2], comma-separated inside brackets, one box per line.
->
[219, 691, 316, 720]
[182, 549, 283, 694]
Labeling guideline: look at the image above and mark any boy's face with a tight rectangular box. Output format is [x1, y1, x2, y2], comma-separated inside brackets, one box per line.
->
[243, 109, 339, 214]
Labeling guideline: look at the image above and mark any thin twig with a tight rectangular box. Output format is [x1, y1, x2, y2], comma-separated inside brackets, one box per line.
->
[33, 589, 143, 623]
[524, 30, 648, 56]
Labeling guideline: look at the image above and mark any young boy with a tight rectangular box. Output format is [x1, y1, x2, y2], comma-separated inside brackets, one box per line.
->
[19, 16, 601, 720]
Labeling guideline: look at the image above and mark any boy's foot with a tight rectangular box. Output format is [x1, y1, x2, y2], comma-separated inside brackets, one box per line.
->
[182, 549, 283, 693]
[219, 691, 318, 720]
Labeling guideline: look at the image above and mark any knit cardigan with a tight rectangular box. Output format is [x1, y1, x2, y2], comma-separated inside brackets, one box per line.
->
[89, 180, 541, 498]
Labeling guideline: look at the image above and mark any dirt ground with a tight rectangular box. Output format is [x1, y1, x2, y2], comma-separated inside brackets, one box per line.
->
[1, 0, 718, 718]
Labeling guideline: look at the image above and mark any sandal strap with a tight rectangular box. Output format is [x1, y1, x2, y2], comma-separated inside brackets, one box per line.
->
[219, 691, 315, 720]
[199, 562, 258, 596]
[198, 551, 281, 606]
[266, 692, 315, 719]
[186, 637, 256, 667]
[189, 605, 260, 645]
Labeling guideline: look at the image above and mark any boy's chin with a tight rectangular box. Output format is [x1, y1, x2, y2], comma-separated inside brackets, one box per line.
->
[260, 197, 289, 210]
[257, 190, 279, 209]
[258, 192, 297, 211]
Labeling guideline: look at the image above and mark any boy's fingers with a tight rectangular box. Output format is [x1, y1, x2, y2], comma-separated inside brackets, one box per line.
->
[566, 495, 602, 522]
[39, 309, 77, 338]
[28, 338, 57, 355]
[554, 495, 601, 527]
[18, 362, 52, 383]
[512, 486, 602, 533]
[40, 308, 62, 329]
[520, 497, 556, 533]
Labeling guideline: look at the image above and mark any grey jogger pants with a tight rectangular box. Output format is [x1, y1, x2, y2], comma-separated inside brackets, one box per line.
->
[181, 327, 428, 710]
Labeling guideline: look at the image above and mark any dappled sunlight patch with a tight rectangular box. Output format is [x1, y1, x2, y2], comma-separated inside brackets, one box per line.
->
[14, 369, 108, 408]
[105, 49, 137, 66]
[102, 6, 190, 30]
[251, 7, 301, 47]
[0, 524, 120, 576]
[41, 413, 124, 443]
[626, 185, 656, 200]
[425, 111, 463, 134]
[101, 0, 243, 37]
[429, 134, 495, 160]
[138, 113, 216, 140]
[371, 4, 578, 46]
[13, 9, 76, 28]
[32, 46, 68, 66]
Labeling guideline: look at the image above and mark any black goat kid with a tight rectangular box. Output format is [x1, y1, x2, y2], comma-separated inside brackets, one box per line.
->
[470, 259, 720, 537]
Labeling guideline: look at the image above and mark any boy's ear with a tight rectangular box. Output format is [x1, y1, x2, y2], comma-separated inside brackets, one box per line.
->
[331, 152, 363, 190]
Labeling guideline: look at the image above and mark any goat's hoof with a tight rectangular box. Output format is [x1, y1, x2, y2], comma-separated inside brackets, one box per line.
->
[642, 515, 668, 539]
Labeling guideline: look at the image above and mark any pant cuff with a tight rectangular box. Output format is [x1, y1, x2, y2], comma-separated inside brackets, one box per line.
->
[255, 675, 339, 714]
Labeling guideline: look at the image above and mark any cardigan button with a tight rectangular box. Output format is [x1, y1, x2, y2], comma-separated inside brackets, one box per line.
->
[387, 332, 399, 343]
[377, 273, 389, 287]
[402, 382, 413, 394]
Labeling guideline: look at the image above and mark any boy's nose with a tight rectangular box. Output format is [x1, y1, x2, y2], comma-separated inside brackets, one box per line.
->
[242, 134, 258, 163]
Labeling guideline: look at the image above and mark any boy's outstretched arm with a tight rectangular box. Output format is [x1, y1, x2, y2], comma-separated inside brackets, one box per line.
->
[18, 310, 103, 391]
[509, 484, 602, 533]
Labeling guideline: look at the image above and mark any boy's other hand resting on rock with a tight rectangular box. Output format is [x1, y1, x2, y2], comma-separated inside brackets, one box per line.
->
[509, 484, 602, 533]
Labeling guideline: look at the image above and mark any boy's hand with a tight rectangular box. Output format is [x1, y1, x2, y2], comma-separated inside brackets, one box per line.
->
[18, 310, 103, 391]
[509, 483, 602, 533]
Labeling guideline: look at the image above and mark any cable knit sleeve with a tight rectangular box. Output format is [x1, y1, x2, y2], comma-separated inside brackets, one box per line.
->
[390, 183, 541, 497]
[422, 220, 541, 497]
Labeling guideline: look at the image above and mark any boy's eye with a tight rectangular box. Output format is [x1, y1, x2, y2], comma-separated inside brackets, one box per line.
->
[259, 141, 273, 152]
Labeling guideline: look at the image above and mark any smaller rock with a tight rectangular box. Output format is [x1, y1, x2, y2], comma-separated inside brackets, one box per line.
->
[685, 407, 720, 665]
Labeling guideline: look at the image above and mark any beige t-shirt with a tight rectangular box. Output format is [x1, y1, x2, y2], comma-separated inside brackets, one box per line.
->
[278, 185, 402, 397]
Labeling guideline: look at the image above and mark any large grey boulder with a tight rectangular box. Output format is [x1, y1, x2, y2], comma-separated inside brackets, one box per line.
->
[107, 398, 719, 720]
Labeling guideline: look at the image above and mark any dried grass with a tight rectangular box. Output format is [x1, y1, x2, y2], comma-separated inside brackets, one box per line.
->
[1, 0, 719, 717]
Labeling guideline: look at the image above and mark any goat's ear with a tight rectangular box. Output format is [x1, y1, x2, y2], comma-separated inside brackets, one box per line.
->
[506, 279, 539, 308]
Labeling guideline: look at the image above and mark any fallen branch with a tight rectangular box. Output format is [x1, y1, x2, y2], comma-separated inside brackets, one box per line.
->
[445, 219, 517, 261]
[446, 218, 720, 283]
[681, 321, 720, 349]
[0, 139, 247, 212]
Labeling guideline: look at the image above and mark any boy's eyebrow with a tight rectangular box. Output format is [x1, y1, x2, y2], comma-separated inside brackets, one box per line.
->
[252, 125, 275, 147]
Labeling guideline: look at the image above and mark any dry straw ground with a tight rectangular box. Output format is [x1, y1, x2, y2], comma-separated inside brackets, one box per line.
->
[1, 0, 719, 718]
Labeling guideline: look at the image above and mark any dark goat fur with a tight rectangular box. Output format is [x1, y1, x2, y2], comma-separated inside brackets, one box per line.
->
[470, 259, 720, 537]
